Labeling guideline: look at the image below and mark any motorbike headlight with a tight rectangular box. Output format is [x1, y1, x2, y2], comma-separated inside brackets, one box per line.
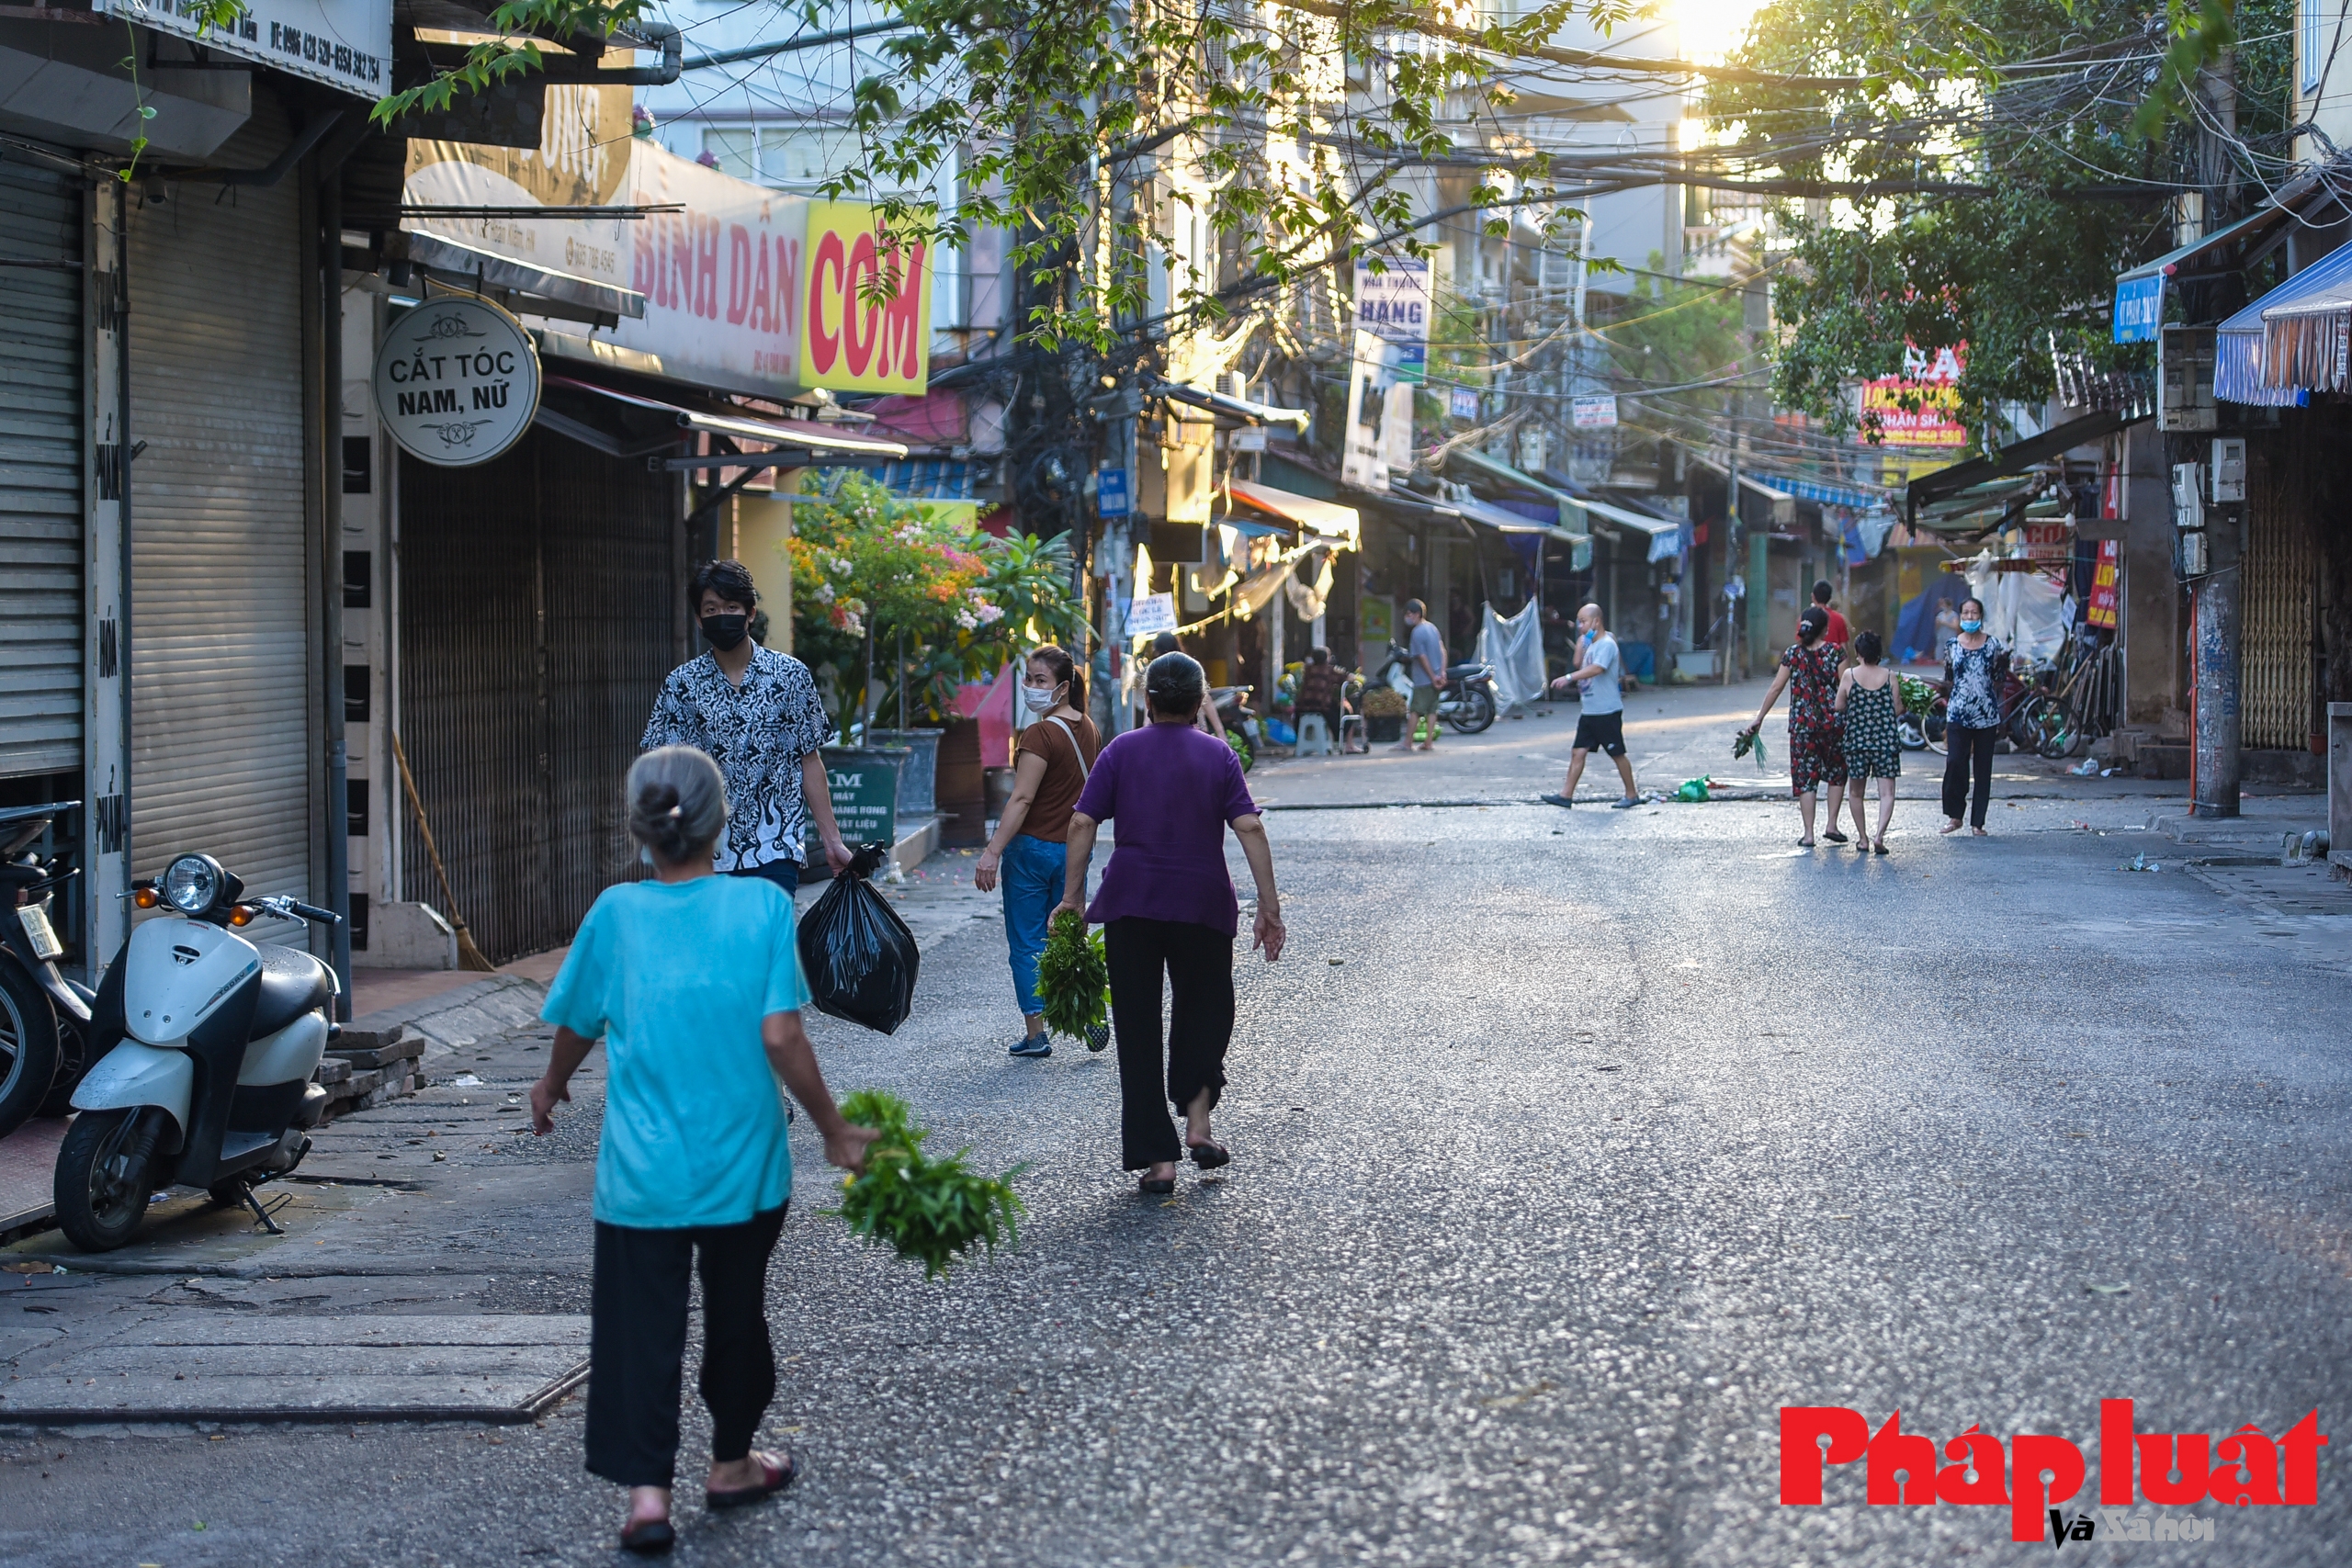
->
[163, 853, 224, 915]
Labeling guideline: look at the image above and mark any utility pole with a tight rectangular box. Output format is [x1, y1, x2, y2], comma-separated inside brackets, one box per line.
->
[2188, 46, 2243, 816]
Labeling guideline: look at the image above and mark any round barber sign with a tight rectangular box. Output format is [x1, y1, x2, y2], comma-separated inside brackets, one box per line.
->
[372, 296, 540, 467]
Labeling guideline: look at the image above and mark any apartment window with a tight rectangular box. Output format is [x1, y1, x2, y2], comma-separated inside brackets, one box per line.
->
[2305, 0, 2325, 94]
[698, 124, 872, 189]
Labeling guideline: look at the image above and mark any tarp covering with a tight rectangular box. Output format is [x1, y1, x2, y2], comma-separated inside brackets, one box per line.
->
[1966, 558, 2069, 662]
[1228, 479, 1362, 547]
[2212, 236, 2352, 401]
[1476, 598, 1547, 718]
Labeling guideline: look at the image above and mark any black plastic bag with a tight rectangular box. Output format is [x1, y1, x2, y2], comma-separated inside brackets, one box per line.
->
[797, 843, 921, 1034]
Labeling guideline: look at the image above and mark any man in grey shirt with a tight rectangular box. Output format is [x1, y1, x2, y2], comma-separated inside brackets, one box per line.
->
[1396, 598, 1446, 751]
[1543, 603, 1640, 808]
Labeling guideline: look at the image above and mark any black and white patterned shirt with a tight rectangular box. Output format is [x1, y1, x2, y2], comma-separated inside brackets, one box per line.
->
[639, 647, 831, 872]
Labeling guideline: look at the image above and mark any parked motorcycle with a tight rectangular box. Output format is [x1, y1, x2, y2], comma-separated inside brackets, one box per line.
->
[0, 801, 94, 1138]
[1371, 644, 1497, 735]
[55, 852, 341, 1251]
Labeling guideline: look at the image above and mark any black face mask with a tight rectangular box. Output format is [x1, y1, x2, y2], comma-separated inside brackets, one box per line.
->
[700, 613, 750, 652]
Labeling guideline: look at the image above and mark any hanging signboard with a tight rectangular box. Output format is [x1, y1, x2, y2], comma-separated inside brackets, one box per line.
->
[372, 297, 541, 467]
[1859, 343, 1968, 446]
[1125, 592, 1178, 637]
[2114, 274, 2164, 344]
[2086, 539, 2120, 627]
[1571, 393, 1619, 429]
[107, 0, 390, 99]
[1353, 257, 1430, 385]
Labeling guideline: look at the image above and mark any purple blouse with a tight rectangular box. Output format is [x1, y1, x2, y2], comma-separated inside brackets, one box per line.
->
[1075, 720, 1260, 935]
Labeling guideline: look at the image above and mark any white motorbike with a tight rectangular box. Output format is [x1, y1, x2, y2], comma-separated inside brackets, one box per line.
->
[55, 852, 341, 1251]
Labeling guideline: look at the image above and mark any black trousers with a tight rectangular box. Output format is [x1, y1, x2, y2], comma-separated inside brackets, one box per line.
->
[1941, 724, 1997, 827]
[586, 1203, 788, 1489]
[1104, 917, 1234, 1168]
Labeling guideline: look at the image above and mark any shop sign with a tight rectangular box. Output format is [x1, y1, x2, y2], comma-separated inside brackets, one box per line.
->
[2087, 539, 2120, 627]
[1571, 393, 1619, 429]
[1126, 592, 1178, 637]
[1353, 258, 1430, 384]
[1860, 343, 1968, 446]
[819, 750, 899, 850]
[110, 0, 390, 99]
[799, 200, 932, 395]
[1096, 467, 1131, 517]
[2114, 274, 2164, 344]
[372, 297, 540, 467]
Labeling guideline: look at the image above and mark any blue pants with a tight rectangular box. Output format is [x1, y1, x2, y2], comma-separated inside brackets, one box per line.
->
[1001, 832, 1075, 1018]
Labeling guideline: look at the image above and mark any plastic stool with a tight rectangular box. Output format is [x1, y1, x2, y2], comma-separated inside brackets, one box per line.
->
[1296, 712, 1331, 756]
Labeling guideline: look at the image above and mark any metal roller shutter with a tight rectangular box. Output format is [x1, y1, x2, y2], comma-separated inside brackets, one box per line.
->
[126, 107, 312, 892]
[2243, 468, 2314, 751]
[398, 428, 676, 962]
[0, 155, 84, 779]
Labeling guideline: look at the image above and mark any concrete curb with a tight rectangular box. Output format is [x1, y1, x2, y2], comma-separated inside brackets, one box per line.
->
[346, 972, 548, 1060]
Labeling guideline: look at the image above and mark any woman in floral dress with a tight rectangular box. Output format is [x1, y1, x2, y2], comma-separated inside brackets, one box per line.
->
[1741, 606, 1849, 847]
[1834, 629, 1902, 854]
[1939, 597, 2007, 836]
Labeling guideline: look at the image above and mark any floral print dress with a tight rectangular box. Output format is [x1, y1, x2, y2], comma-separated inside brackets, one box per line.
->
[1944, 636, 2008, 731]
[1781, 641, 1849, 794]
[1840, 677, 1902, 780]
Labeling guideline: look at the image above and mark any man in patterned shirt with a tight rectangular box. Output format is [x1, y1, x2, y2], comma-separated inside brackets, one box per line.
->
[640, 559, 852, 892]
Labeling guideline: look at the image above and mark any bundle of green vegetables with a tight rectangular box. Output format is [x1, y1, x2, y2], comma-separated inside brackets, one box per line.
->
[1732, 728, 1769, 768]
[833, 1090, 1025, 1280]
[1035, 908, 1109, 1045]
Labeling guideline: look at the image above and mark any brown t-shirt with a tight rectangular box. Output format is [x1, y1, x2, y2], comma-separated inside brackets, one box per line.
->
[1012, 713, 1102, 842]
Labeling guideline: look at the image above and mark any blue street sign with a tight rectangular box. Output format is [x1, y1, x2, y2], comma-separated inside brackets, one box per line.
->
[2114, 274, 2163, 344]
[1097, 467, 1131, 517]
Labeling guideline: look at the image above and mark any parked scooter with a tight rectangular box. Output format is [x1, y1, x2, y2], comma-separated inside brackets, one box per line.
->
[55, 852, 341, 1251]
[0, 801, 94, 1138]
[1372, 644, 1498, 734]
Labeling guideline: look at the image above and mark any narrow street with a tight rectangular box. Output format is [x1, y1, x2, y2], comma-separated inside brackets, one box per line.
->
[5, 697, 2346, 1565]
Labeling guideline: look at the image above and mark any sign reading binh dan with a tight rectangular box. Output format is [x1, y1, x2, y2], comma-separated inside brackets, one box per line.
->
[372, 297, 541, 467]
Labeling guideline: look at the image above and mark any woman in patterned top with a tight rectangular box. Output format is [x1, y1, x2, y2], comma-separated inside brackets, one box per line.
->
[1939, 597, 2007, 837]
[1741, 606, 1849, 848]
[1833, 629, 1901, 854]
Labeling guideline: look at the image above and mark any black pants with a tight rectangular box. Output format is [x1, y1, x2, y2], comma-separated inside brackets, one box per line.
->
[728, 859, 800, 895]
[586, 1203, 788, 1489]
[1104, 917, 1234, 1168]
[1941, 724, 1997, 827]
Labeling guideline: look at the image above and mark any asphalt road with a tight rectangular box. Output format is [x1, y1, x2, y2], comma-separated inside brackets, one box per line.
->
[4, 694, 2347, 1566]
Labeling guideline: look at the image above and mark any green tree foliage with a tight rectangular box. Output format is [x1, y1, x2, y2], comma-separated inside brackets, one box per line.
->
[1705, 0, 2290, 448]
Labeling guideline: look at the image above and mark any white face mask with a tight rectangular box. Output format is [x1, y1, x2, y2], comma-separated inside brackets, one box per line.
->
[1021, 682, 1061, 714]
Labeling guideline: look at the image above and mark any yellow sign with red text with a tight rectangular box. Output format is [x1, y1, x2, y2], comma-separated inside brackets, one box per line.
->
[798, 200, 932, 396]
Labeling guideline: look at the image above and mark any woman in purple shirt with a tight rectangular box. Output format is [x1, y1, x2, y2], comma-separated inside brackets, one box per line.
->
[1055, 652, 1287, 1195]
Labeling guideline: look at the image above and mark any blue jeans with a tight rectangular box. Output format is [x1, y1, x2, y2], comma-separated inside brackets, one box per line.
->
[727, 859, 800, 896]
[1001, 832, 1075, 1018]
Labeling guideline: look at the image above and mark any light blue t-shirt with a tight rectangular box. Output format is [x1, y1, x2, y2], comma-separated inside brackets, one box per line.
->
[1408, 619, 1445, 689]
[542, 874, 809, 1229]
[1579, 632, 1624, 715]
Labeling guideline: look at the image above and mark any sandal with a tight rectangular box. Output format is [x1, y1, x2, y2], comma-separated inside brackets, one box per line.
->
[620, 1517, 676, 1556]
[1797, 839, 1815, 849]
[1187, 1140, 1231, 1171]
[1823, 829, 1849, 843]
[1138, 1176, 1176, 1196]
[1872, 840, 1889, 855]
[707, 1450, 796, 1511]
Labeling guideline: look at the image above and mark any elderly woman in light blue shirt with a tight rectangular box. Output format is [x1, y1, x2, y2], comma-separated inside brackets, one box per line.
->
[530, 746, 874, 1556]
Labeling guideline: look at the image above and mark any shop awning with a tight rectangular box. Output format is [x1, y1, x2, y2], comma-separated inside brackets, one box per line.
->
[1903, 408, 2138, 521]
[390, 229, 647, 326]
[539, 377, 908, 463]
[2111, 174, 2330, 342]
[1227, 479, 1361, 547]
[2216, 236, 2352, 403]
[1570, 494, 1683, 563]
[1780, 474, 1891, 510]
[1683, 452, 1798, 525]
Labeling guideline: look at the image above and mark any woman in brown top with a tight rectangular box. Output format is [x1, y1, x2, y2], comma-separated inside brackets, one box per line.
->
[974, 646, 1103, 1057]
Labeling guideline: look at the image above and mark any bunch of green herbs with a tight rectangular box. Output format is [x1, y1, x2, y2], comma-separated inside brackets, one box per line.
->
[1035, 908, 1109, 1043]
[833, 1090, 1025, 1280]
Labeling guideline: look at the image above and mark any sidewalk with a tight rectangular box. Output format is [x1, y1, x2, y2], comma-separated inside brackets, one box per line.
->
[0, 854, 1019, 1429]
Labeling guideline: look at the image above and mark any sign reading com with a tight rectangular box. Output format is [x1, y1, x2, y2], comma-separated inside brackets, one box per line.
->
[372, 298, 542, 468]
[1781, 1403, 2326, 1546]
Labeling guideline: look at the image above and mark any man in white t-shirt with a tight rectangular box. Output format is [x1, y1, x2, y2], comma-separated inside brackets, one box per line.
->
[1542, 604, 1639, 809]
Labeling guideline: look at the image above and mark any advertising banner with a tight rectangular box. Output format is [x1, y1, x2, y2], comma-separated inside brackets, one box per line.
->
[1859, 343, 1968, 446]
[107, 0, 390, 99]
[406, 112, 927, 400]
[1353, 258, 1430, 385]
[2087, 538, 2120, 627]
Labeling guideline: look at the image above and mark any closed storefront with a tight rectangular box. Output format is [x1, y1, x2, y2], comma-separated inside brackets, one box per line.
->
[2243, 460, 2318, 752]
[396, 429, 681, 962]
[0, 154, 84, 785]
[124, 107, 312, 894]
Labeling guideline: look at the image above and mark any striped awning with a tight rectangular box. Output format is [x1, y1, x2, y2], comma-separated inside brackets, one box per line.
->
[2215, 238, 2352, 404]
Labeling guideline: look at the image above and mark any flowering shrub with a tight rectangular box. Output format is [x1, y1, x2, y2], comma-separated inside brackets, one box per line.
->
[784, 473, 1086, 732]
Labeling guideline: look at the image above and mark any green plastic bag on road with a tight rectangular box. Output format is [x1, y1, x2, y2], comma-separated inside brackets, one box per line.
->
[1674, 777, 1713, 803]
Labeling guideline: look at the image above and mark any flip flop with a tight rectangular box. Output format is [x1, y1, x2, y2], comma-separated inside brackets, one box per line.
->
[707, 1450, 796, 1511]
[1823, 829, 1849, 843]
[620, 1517, 676, 1556]
[1139, 1176, 1176, 1196]
[1872, 842, 1890, 855]
[1188, 1141, 1231, 1170]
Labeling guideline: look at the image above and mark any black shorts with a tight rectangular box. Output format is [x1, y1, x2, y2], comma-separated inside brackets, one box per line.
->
[1572, 711, 1626, 757]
